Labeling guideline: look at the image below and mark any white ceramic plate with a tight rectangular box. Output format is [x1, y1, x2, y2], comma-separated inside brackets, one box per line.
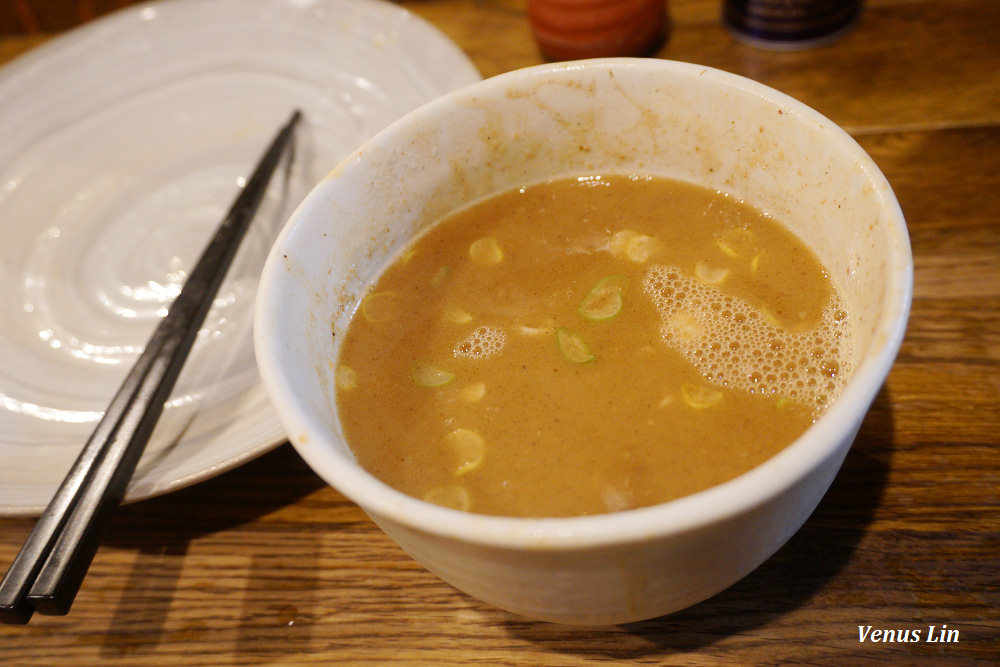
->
[0, 0, 480, 516]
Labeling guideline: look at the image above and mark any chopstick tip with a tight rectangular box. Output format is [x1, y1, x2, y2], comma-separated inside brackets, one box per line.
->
[0, 601, 34, 625]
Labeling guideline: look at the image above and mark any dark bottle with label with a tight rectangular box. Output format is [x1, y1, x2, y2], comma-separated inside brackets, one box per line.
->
[724, 0, 862, 50]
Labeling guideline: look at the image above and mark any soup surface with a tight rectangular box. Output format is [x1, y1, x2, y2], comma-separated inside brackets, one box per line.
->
[335, 175, 853, 517]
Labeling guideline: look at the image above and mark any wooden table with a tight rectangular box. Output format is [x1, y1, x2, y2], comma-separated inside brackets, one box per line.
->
[2, 0, 998, 663]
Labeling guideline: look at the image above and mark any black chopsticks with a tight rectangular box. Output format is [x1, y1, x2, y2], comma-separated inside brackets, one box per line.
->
[0, 110, 301, 625]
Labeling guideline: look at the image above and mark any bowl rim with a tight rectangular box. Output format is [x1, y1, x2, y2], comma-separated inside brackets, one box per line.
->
[254, 57, 913, 550]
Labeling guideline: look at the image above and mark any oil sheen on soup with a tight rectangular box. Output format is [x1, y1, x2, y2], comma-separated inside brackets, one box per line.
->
[334, 175, 853, 518]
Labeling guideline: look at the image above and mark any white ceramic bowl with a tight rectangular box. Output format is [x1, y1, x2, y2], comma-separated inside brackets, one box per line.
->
[254, 59, 912, 625]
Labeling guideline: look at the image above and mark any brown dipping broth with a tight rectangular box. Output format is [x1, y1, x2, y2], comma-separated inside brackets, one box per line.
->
[334, 175, 852, 517]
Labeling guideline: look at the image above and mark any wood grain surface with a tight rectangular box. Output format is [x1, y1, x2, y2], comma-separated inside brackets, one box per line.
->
[1, 0, 998, 664]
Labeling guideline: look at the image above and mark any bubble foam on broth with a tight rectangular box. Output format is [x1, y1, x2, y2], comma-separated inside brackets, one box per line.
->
[643, 265, 853, 414]
[454, 325, 506, 359]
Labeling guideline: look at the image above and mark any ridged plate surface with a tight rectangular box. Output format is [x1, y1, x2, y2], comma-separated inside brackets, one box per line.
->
[0, 0, 480, 515]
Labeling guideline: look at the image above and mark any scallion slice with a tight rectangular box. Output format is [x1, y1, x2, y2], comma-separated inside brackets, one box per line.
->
[578, 275, 626, 321]
[556, 327, 595, 363]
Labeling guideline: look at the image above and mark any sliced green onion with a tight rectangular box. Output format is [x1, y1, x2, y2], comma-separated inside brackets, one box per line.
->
[335, 364, 357, 391]
[411, 361, 455, 387]
[714, 227, 758, 259]
[610, 230, 661, 262]
[442, 305, 473, 324]
[469, 236, 504, 265]
[360, 291, 398, 322]
[423, 485, 470, 511]
[694, 261, 730, 285]
[682, 382, 723, 408]
[579, 275, 626, 321]
[670, 310, 703, 343]
[430, 265, 450, 286]
[556, 327, 595, 363]
[446, 428, 485, 475]
[461, 382, 486, 402]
